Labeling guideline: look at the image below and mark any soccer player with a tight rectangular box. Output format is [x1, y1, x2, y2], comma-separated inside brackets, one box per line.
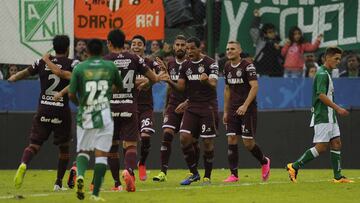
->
[153, 35, 201, 182]
[131, 35, 161, 181]
[11, 35, 77, 191]
[69, 38, 122, 201]
[286, 47, 353, 183]
[104, 29, 165, 192]
[163, 37, 219, 185]
[223, 41, 270, 182]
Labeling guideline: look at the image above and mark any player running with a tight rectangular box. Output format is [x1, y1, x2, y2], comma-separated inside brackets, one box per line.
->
[11, 35, 78, 191]
[223, 41, 270, 183]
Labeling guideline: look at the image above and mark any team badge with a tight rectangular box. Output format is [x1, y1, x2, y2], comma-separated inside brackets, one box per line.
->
[198, 65, 205, 73]
[236, 70, 242, 77]
[186, 68, 192, 76]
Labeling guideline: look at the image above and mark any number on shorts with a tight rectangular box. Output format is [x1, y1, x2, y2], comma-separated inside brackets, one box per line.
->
[141, 118, 151, 128]
[45, 74, 60, 95]
[201, 124, 206, 133]
[85, 80, 109, 105]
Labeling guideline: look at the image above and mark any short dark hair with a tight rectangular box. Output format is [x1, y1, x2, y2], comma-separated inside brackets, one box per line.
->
[186, 37, 201, 48]
[132, 35, 146, 45]
[107, 29, 125, 48]
[175, 35, 187, 41]
[324, 47, 343, 57]
[53, 35, 70, 54]
[261, 23, 275, 34]
[87, 39, 103, 56]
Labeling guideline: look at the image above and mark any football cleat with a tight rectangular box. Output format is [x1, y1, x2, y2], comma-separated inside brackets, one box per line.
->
[122, 170, 135, 192]
[286, 163, 298, 183]
[76, 176, 85, 200]
[202, 177, 211, 185]
[138, 163, 147, 181]
[180, 173, 200, 185]
[89, 195, 106, 202]
[262, 157, 271, 181]
[223, 174, 239, 183]
[333, 176, 354, 183]
[153, 172, 167, 182]
[14, 163, 27, 189]
[111, 185, 123, 191]
[53, 184, 67, 191]
[67, 165, 77, 189]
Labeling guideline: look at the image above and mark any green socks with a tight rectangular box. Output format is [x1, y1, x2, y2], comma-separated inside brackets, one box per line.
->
[76, 153, 90, 178]
[92, 157, 107, 197]
[293, 147, 319, 169]
[330, 150, 342, 179]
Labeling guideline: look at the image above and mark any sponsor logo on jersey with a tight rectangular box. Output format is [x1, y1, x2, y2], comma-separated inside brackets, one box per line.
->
[227, 78, 244, 84]
[114, 59, 132, 68]
[187, 74, 201, 80]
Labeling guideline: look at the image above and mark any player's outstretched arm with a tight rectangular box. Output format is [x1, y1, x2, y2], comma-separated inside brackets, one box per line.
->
[42, 54, 72, 80]
[7, 68, 31, 82]
[319, 94, 349, 116]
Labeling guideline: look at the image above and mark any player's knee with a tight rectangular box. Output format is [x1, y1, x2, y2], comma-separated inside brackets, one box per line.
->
[203, 138, 214, 151]
[180, 132, 192, 146]
[227, 135, 238, 144]
[242, 139, 255, 151]
[163, 128, 175, 135]
[315, 143, 328, 153]
[28, 144, 40, 154]
[163, 131, 174, 143]
[141, 131, 152, 137]
[330, 138, 342, 150]
[123, 141, 137, 149]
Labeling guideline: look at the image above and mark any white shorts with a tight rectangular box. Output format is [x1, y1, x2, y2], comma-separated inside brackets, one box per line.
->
[76, 121, 114, 152]
[313, 123, 340, 143]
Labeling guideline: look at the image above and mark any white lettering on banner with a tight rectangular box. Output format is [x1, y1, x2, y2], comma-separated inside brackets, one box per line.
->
[224, 1, 248, 41]
[225, 1, 360, 48]
[136, 11, 160, 28]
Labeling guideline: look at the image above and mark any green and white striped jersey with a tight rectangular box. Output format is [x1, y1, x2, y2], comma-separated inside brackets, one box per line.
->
[69, 56, 122, 129]
[310, 65, 337, 126]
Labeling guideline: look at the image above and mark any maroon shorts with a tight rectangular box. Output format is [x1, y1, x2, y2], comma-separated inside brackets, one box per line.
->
[226, 108, 257, 139]
[30, 111, 72, 146]
[138, 106, 155, 134]
[113, 112, 139, 142]
[180, 103, 219, 139]
[162, 104, 183, 133]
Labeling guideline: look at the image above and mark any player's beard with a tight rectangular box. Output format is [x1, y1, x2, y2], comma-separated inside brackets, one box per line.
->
[176, 50, 186, 59]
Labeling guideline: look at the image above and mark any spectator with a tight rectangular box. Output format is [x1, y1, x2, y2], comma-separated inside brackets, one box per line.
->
[74, 40, 86, 61]
[305, 62, 317, 78]
[124, 41, 131, 52]
[340, 53, 360, 78]
[317, 52, 325, 66]
[7, 64, 18, 79]
[250, 9, 283, 77]
[281, 26, 322, 78]
[149, 40, 162, 60]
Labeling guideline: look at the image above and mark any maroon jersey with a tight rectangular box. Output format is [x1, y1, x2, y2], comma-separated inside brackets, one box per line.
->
[224, 59, 257, 111]
[136, 57, 161, 108]
[179, 56, 219, 104]
[104, 52, 149, 113]
[27, 56, 77, 115]
[167, 58, 187, 106]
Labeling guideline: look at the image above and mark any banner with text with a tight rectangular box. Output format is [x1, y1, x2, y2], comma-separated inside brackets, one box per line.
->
[74, 0, 164, 40]
[219, 0, 360, 54]
[0, 0, 74, 65]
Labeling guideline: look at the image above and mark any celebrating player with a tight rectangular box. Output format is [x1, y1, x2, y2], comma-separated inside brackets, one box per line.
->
[163, 37, 219, 185]
[11, 35, 77, 191]
[131, 35, 161, 181]
[223, 41, 270, 183]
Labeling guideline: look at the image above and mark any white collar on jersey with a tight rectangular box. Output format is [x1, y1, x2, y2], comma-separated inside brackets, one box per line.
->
[191, 58, 204, 64]
[231, 62, 240, 68]
[175, 58, 186, 65]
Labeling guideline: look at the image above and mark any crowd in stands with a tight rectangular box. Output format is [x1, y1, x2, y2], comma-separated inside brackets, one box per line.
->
[1, 7, 359, 80]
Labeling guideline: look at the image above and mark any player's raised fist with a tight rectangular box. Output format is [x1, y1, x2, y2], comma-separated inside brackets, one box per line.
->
[337, 107, 349, 116]
[155, 57, 168, 73]
[158, 71, 170, 82]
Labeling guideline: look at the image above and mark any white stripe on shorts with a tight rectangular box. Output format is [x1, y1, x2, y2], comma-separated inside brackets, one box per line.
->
[241, 136, 254, 139]
[162, 125, 176, 129]
[200, 134, 216, 138]
[180, 129, 191, 134]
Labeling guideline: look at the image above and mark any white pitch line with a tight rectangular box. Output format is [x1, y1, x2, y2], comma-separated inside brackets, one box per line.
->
[0, 177, 359, 200]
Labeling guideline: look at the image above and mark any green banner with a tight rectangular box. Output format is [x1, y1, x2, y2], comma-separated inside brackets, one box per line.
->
[218, 0, 360, 55]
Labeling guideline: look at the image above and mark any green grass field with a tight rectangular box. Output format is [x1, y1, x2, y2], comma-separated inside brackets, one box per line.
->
[0, 169, 359, 203]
